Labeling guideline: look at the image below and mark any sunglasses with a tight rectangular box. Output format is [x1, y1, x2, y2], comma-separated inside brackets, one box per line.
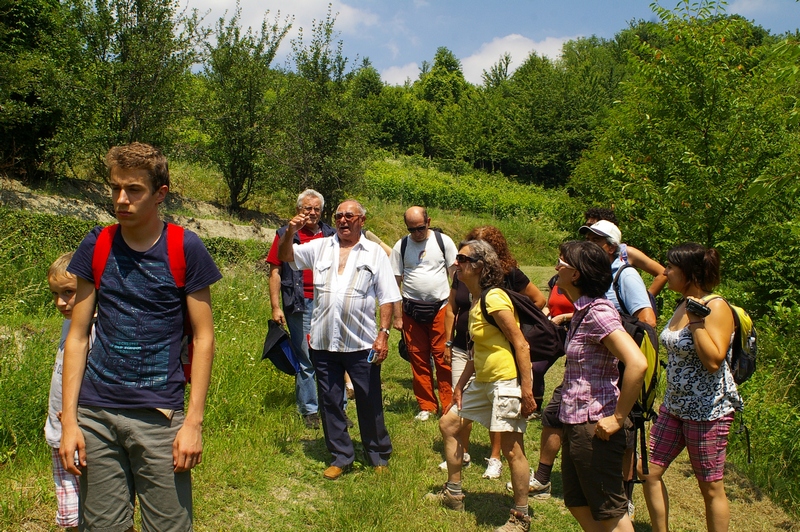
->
[555, 258, 574, 270]
[407, 225, 427, 233]
[456, 254, 478, 264]
[334, 212, 360, 222]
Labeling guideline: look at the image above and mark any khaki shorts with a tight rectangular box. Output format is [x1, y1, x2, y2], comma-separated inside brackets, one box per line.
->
[457, 379, 527, 433]
[78, 406, 193, 532]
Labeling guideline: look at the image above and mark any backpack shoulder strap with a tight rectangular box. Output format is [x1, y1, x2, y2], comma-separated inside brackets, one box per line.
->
[480, 287, 504, 329]
[433, 229, 445, 256]
[400, 235, 408, 265]
[166, 223, 186, 288]
[612, 262, 632, 316]
[92, 224, 119, 290]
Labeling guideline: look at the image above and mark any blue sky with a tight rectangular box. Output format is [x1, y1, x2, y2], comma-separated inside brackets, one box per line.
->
[186, 0, 800, 84]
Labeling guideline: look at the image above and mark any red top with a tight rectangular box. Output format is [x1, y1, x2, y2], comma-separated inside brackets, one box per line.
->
[547, 285, 574, 318]
[266, 226, 327, 299]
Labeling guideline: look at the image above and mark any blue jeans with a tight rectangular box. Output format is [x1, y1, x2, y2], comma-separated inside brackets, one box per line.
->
[286, 299, 318, 416]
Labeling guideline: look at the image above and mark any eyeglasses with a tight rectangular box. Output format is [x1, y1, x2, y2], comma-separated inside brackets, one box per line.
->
[407, 225, 427, 233]
[302, 206, 321, 213]
[456, 254, 478, 264]
[334, 212, 360, 222]
[555, 258, 574, 270]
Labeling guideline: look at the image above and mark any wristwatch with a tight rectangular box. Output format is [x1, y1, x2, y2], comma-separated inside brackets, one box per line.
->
[379, 327, 391, 335]
[445, 340, 454, 348]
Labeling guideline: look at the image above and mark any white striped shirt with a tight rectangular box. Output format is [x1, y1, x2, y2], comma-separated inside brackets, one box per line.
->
[291, 234, 401, 352]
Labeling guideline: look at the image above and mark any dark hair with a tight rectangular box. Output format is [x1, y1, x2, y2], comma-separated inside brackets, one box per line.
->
[584, 207, 618, 226]
[465, 225, 517, 274]
[461, 240, 505, 290]
[666, 242, 721, 291]
[559, 240, 612, 298]
[105, 142, 169, 192]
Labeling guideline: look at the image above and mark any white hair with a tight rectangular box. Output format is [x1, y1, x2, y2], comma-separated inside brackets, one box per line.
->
[296, 189, 324, 211]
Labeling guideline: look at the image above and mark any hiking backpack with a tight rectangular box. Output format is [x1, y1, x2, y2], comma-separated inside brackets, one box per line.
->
[479, 287, 567, 365]
[612, 263, 660, 476]
[702, 295, 757, 385]
[92, 223, 194, 383]
[399, 229, 446, 263]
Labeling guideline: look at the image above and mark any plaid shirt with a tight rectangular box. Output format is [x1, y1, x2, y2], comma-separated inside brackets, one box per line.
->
[559, 296, 624, 425]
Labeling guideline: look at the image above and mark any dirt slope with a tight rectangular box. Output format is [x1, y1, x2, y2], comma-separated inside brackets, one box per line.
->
[0, 176, 277, 242]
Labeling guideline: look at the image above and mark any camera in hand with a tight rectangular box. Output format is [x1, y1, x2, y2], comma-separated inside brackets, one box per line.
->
[686, 298, 711, 318]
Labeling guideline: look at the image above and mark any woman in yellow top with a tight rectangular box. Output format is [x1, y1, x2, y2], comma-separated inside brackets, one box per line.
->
[426, 240, 535, 532]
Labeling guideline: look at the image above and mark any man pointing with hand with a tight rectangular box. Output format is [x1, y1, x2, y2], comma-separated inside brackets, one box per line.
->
[278, 199, 401, 480]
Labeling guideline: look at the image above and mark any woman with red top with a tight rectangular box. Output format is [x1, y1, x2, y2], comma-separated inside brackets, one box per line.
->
[556, 241, 646, 532]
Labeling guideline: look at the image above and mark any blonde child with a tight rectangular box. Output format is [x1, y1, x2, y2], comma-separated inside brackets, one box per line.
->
[45, 252, 79, 531]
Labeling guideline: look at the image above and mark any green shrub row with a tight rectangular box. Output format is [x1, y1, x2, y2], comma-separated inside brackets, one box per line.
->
[363, 157, 582, 223]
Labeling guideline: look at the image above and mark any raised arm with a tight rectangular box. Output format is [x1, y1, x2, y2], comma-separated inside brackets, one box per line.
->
[626, 246, 668, 296]
[686, 297, 734, 374]
[277, 213, 308, 262]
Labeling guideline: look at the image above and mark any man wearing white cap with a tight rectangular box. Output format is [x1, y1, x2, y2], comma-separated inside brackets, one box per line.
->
[579, 220, 656, 328]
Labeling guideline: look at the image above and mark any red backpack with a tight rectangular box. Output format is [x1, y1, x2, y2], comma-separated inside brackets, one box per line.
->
[91, 223, 193, 383]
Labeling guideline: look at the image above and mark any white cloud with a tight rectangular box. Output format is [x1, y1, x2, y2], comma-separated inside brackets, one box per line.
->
[728, 0, 779, 17]
[461, 34, 577, 85]
[382, 63, 420, 86]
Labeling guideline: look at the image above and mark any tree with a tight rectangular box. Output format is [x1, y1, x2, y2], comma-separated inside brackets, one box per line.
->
[66, 0, 207, 164]
[570, 1, 800, 307]
[268, 8, 372, 219]
[203, 6, 290, 211]
[0, 0, 81, 179]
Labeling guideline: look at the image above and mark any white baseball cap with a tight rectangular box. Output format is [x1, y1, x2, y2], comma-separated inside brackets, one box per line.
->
[578, 220, 621, 246]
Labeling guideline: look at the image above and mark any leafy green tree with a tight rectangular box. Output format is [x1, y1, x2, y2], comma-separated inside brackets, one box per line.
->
[203, 7, 289, 211]
[268, 8, 372, 218]
[570, 1, 800, 307]
[0, 0, 81, 179]
[66, 0, 207, 164]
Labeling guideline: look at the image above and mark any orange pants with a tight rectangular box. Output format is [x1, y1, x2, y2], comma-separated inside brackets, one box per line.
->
[403, 305, 452, 413]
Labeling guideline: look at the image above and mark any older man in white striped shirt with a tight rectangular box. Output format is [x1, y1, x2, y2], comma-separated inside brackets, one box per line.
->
[278, 199, 401, 480]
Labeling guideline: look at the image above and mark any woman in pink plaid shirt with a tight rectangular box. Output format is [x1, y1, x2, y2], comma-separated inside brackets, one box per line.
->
[555, 241, 647, 532]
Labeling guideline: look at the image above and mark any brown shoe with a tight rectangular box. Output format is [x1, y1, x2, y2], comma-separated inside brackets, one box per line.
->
[323, 465, 348, 480]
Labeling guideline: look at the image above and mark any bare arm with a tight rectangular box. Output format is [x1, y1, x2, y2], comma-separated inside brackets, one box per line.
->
[446, 358, 475, 414]
[443, 288, 456, 365]
[626, 246, 668, 296]
[373, 302, 394, 364]
[520, 282, 546, 309]
[277, 214, 308, 262]
[686, 298, 734, 373]
[596, 329, 648, 440]
[633, 306, 657, 328]
[173, 286, 215, 473]
[59, 276, 96, 475]
[268, 265, 285, 325]
[493, 308, 536, 417]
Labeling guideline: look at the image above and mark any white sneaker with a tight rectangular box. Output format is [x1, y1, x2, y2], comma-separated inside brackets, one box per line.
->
[482, 457, 502, 479]
[506, 472, 551, 499]
[438, 452, 471, 471]
[415, 410, 432, 421]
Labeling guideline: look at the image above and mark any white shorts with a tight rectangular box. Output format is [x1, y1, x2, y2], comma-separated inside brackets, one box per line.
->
[458, 378, 527, 433]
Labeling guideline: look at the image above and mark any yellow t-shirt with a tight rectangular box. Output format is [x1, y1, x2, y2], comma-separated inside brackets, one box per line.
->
[468, 288, 519, 382]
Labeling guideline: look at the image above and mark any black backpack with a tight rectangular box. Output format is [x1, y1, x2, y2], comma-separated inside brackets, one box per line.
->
[479, 287, 566, 365]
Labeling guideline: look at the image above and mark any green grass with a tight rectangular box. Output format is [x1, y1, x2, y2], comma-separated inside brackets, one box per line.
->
[1, 156, 799, 529]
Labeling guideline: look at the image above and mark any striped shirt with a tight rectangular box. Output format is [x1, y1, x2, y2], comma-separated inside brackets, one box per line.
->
[559, 296, 624, 425]
[291, 234, 401, 352]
